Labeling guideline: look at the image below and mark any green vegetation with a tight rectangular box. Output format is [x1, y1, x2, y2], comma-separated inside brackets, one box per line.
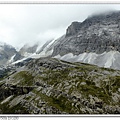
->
[30, 59, 120, 105]
[32, 88, 81, 114]
[13, 71, 34, 86]
[0, 58, 120, 114]
[0, 102, 29, 114]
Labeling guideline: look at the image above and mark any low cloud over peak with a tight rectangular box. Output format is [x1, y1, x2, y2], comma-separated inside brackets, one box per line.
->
[0, 4, 120, 49]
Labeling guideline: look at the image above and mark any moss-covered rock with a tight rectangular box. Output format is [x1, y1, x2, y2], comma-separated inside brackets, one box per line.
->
[0, 58, 120, 114]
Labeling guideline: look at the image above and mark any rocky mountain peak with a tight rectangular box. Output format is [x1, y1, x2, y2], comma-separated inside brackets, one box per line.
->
[34, 10, 120, 70]
[49, 11, 120, 57]
[66, 11, 120, 38]
[66, 21, 81, 37]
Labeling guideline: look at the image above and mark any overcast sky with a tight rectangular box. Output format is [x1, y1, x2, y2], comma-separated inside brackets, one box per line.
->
[0, 4, 120, 49]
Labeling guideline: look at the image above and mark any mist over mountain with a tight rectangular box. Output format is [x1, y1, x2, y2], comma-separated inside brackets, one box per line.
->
[0, 42, 18, 65]
[52, 11, 120, 55]
[40, 11, 120, 70]
[0, 10, 120, 114]
[2, 11, 120, 70]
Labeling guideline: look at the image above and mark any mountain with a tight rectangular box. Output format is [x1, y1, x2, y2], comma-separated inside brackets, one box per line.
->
[39, 11, 120, 70]
[19, 44, 39, 57]
[2, 11, 120, 70]
[0, 42, 22, 65]
[10, 41, 55, 65]
[0, 11, 120, 114]
[0, 57, 120, 114]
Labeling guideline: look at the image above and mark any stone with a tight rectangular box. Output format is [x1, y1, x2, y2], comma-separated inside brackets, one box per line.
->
[80, 82, 86, 85]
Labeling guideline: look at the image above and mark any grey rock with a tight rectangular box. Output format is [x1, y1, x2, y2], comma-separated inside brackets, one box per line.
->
[42, 11, 120, 57]
[66, 22, 81, 37]
[19, 44, 38, 56]
[0, 43, 17, 65]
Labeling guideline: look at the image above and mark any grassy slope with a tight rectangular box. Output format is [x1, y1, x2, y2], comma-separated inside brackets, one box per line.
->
[0, 58, 120, 114]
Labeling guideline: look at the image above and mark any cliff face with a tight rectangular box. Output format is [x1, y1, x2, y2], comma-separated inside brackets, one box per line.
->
[66, 22, 81, 37]
[50, 11, 120, 56]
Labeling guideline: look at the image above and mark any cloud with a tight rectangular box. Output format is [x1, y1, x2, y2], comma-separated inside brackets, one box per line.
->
[0, 4, 120, 49]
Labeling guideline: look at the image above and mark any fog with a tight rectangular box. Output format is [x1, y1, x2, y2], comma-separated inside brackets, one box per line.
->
[0, 4, 120, 49]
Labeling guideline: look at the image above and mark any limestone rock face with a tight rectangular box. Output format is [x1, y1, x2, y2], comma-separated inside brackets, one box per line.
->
[66, 22, 81, 37]
[49, 11, 120, 56]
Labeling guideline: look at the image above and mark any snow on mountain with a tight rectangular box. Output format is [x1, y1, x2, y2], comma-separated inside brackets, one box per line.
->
[53, 51, 120, 70]
[36, 38, 57, 56]
[0, 42, 18, 65]
[102, 51, 116, 68]
[36, 39, 53, 53]
[45, 11, 120, 70]
[7, 54, 16, 64]
[6, 11, 120, 71]
[19, 44, 38, 56]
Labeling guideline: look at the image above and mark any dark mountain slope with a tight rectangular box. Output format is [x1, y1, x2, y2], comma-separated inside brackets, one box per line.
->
[0, 43, 21, 65]
[0, 57, 119, 114]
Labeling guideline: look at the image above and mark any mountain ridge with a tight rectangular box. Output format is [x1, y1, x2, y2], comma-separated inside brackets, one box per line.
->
[0, 11, 120, 114]
[0, 57, 120, 114]
[2, 11, 120, 70]
[38, 11, 120, 70]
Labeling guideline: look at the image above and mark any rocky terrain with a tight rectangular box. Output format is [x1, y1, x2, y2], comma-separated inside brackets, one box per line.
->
[34, 11, 120, 70]
[0, 57, 120, 114]
[50, 11, 120, 56]
[2, 11, 120, 70]
[0, 11, 120, 114]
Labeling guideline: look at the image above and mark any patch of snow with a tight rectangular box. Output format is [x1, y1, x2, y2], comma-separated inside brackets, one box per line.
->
[83, 53, 98, 64]
[45, 49, 53, 56]
[7, 54, 16, 64]
[36, 45, 42, 53]
[76, 52, 98, 64]
[12, 49, 54, 65]
[45, 39, 57, 49]
[77, 53, 88, 61]
[1, 95, 13, 104]
[38, 49, 53, 57]
[12, 57, 28, 64]
[53, 51, 120, 69]
[60, 53, 75, 61]
[55, 52, 98, 64]
[36, 39, 56, 53]
[53, 54, 61, 59]
[104, 51, 116, 68]
[23, 52, 33, 57]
